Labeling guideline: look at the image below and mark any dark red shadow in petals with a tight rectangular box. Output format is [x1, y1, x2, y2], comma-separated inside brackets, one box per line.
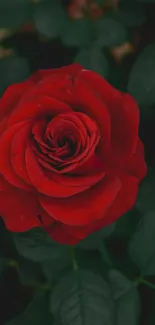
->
[93, 175, 138, 232]
[0, 179, 53, 232]
[39, 175, 121, 226]
[11, 124, 32, 185]
[125, 140, 147, 181]
[30, 63, 82, 84]
[25, 143, 90, 197]
[0, 122, 31, 190]
[44, 164, 105, 189]
[72, 80, 111, 154]
[72, 152, 104, 176]
[8, 96, 72, 127]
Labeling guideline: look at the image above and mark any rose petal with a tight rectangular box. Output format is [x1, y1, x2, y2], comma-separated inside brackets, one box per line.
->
[30, 63, 82, 83]
[25, 142, 90, 197]
[93, 175, 139, 231]
[0, 178, 53, 232]
[11, 124, 32, 185]
[8, 96, 72, 126]
[125, 139, 147, 181]
[0, 79, 32, 121]
[46, 223, 80, 245]
[78, 69, 122, 109]
[72, 79, 111, 154]
[0, 122, 31, 189]
[39, 175, 121, 226]
[78, 70, 139, 161]
[44, 159, 105, 188]
[109, 94, 139, 161]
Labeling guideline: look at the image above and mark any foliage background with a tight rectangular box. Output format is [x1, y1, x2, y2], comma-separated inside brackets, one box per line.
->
[1, 0, 155, 324]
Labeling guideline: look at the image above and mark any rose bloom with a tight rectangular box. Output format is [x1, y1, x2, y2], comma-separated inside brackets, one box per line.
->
[0, 64, 146, 244]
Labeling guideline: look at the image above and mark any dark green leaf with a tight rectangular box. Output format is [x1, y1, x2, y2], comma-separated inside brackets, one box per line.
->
[19, 258, 44, 286]
[34, 0, 67, 38]
[129, 211, 155, 275]
[0, 0, 30, 4]
[61, 19, 92, 47]
[50, 270, 114, 325]
[78, 223, 115, 250]
[42, 255, 72, 283]
[119, 2, 146, 27]
[0, 56, 30, 95]
[96, 18, 127, 47]
[74, 47, 109, 77]
[0, 2, 34, 28]
[136, 168, 155, 213]
[13, 228, 69, 262]
[0, 258, 6, 276]
[136, 0, 155, 2]
[6, 290, 53, 325]
[109, 270, 140, 325]
[115, 209, 141, 237]
[128, 42, 155, 106]
[95, 0, 105, 5]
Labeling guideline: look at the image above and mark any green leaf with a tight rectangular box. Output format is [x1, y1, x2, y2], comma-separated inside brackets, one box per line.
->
[0, 56, 30, 95]
[78, 223, 115, 250]
[136, 0, 155, 2]
[50, 270, 114, 325]
[34, 0, 67, 38]
[42, 254, 72, 283]
[0, 0, 30, 4]
[18, 258, 44, 286]
[128, 42, 155, 107]
[74, 47, 109, 77]
[115, 209, 141, 237]
[6, 290, 53, 325]
[109, 270, 140, 325]
[95, 0, 105, 5]
[129, 211, 155, 275]
[95, 18, 127, 47]
[136, 168, 155, 214]
[0, 2, 34, 28]
[61, 19, 92, 47]
[13, 228, 70, 262]
[119, 2, 146, 27]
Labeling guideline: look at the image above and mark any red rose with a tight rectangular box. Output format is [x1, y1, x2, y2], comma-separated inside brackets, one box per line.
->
[0, 64, 147, 245]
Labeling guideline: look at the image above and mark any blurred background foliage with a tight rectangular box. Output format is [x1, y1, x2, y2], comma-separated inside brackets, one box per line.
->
[1, 1, 155, 325]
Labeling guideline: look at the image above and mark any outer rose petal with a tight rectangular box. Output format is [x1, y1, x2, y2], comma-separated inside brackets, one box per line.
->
[47, 174, 139, 245]
[0, 176, 53, 232]
[125, 139, 147, 181]
[46, 224, 80, 245]
[8, 96, 72, 126]
[72, 79, 111, 153]
[93, 175, 139, 232]
[0, 79, 33, 121]
[78, 70, 139, 161]
[11, 124, 32, 185]
[0, 121, 31, 189]
[30, 63, 82, 83]
[78, 69, 123, 111]
[109, 94, 139, 161]
[39, 175, 121, 226]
